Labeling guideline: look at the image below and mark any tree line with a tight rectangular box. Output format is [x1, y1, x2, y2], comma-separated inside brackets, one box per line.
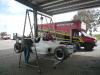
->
[73, 8, 100, 36]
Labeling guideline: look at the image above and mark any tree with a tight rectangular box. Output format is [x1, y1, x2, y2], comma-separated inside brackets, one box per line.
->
[0, 32, 7, 38]
[73, 9, 100, 35]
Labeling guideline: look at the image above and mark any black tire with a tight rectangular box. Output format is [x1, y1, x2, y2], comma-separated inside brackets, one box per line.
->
[14, 43, 22, 53]
[84, 44, 93, 51]
[54, 46, 69, 61]
[74, 43, 80, 51]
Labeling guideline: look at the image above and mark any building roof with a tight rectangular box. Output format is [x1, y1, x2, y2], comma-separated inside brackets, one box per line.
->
[16, 0, 100, 16]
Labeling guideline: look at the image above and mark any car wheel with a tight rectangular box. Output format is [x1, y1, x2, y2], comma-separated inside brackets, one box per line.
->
[74, 43, 80, 52]
[84, 44, 93, 51]
[54, 46, 69, 61]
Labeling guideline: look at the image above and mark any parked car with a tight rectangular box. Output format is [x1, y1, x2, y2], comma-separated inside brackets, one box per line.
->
[2, 35, 10, 40]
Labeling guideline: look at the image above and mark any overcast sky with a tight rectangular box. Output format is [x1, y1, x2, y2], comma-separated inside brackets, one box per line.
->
[0, 0, 30, 35]
[0, 0, 77, 35]
[0, 0, 100, 37]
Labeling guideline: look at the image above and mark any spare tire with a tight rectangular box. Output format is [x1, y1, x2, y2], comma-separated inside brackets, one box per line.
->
[54, 46, 69, 61]
[14, 43, 22, 53]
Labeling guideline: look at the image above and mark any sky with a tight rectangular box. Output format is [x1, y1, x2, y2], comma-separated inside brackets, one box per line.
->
[0, 0, 100, 38]
[0, 0, 30, 36]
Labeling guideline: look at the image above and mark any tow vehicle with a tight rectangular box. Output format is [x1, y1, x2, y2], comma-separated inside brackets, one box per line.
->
[38, 20, 97, 50]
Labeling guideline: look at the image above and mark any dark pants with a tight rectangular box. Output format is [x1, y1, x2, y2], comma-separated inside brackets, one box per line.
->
[23, 46, 30, 63]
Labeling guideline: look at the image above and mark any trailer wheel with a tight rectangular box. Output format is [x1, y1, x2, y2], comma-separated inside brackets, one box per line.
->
[14, 43, 22, 53]
[54, 46, 69, 61]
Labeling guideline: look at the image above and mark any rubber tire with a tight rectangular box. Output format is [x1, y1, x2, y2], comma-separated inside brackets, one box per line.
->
[74, 43, 80, 51]
[54, 46, 69, 61]
[14, 43, 22, 53]
[84, 44, 93, 51]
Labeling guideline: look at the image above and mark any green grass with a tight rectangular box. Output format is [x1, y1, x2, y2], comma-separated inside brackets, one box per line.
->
[94, 34, 100, 40]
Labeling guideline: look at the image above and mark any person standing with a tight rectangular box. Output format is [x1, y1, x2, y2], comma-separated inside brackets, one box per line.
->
[22, 37, 33, 64]
[43, 31, 53, 41]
